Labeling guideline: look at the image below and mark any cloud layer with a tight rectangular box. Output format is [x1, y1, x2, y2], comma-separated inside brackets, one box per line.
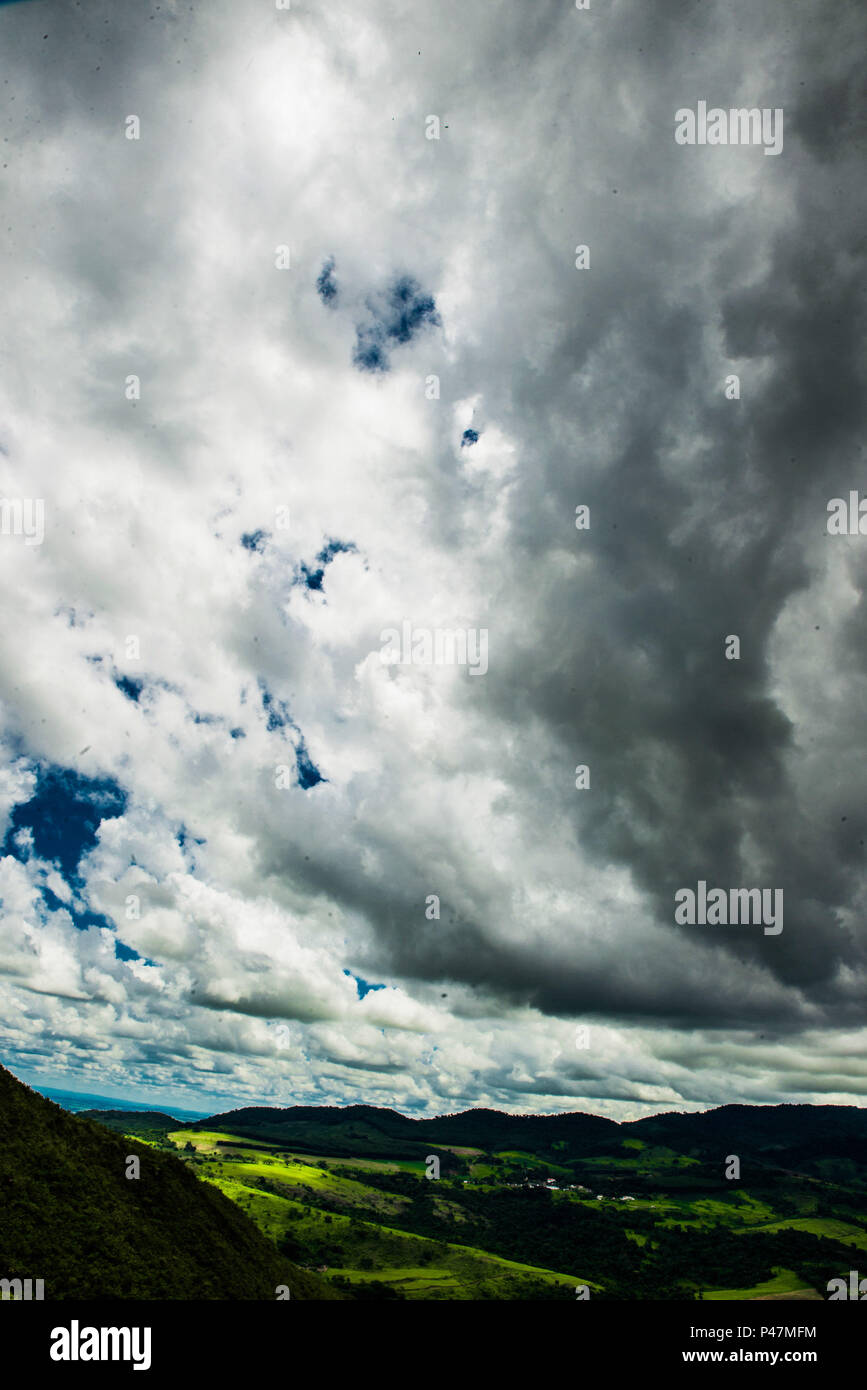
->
[0, 0, 865, 1118]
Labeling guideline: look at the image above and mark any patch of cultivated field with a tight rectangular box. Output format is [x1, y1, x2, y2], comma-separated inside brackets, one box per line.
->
[313, 1155, 425, 1175]
[742, 1216, 867, 1249]
[494, 1150, 571, 1175]
[703, 1269, 818, 1301]
[324, 1239, 597, 1300]
[577, 1147, 699, 1170]
[203, 1176, 289, 1230]
[731, 1193, 779, 1224]
[329, 1266, 463, 1296]
[214, 1155, 411, 1217]
[167, 1129, 271, 1154]
[657, 1193, 777, 1229]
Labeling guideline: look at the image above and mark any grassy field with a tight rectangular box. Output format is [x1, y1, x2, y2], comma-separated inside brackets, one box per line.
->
[703, 1269, 820, 1301]
[196, 1170, 594, 1299]
[657, 1193, 778, 1228]
[219, 1156, 410, 1214]
[742, 1216, 867, 1250]
[578, 1147, 700, 1171]
[167, 1128, 272, 1153]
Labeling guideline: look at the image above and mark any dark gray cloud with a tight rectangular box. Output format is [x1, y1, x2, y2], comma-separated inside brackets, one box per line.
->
[0, 0, 865, 1117]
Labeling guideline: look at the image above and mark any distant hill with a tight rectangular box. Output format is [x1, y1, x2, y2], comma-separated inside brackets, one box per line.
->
[624, 1103, 867, 1177]
[192, 1102, 620, 1159]
[36, 1085, 207, 1120]
[418, 1107, 620, 1152]
[192, 1099, 867, 1171]
[80, 1109, 182, 1139]
[195, 1103, 436, 1158]
[626, 1103, 867, 1151]
[0, 1063, 343, 1299]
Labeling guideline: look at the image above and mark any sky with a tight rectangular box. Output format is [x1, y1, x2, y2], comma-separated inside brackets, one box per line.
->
[0, 0, 865, 1121]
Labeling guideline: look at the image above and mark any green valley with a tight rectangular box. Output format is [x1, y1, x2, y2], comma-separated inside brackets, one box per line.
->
[88, 1098, 867, 1301]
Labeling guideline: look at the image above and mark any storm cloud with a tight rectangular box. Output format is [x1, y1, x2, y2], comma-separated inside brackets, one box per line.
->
[0, 0, 865, 1119]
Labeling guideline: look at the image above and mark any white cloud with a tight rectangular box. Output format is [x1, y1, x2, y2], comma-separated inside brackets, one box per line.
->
[0, 0, 864, 1118]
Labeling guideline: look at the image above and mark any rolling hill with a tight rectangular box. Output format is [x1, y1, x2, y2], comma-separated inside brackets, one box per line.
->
[0, 1063, 342, 1299]
[188, 1098, 867, 1171]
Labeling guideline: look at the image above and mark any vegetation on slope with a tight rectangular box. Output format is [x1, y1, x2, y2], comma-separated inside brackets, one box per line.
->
[0, 1064, 342, 1299]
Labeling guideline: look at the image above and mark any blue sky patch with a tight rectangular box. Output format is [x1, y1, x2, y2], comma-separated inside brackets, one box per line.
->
[353, 335, 388, 373]
[316, 257, 338, 305]
[114, 939, 158, 967]
[343, 970, 387, 1000]
[72, 905, 116, 934]
[296, 736, 325, 790]
[40, 884, 68, 915]
[258, 679, 292, 732]
[112, 671, 179, 705]
[353, 275, 440, 373]
[115, 673, 145, 703]
[257, 682, 325, 787]
[296, 537, 357, 593]
[241, 528, 269, 553]
[2, 765, 127, 882]
[36, 882, 120, 938]
[177, 825, 206, 853]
